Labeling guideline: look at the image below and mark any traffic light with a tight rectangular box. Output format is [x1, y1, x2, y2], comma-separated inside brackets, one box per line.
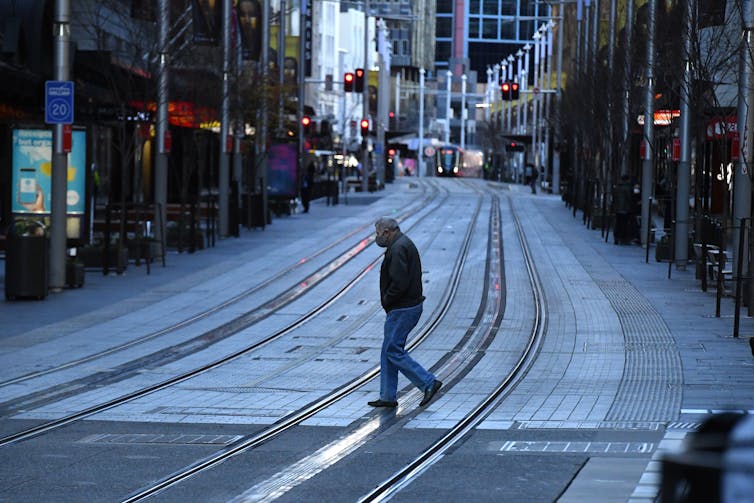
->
[501, 81, 511, 101]
[511, 82, 519, 100]
[354, 68, 365, 93]
[301, 116, 312, 135]
[360, 118, 369, 137]
[344, 72, 354, 92]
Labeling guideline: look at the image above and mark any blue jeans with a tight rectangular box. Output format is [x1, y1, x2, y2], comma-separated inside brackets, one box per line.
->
[380, 303, 436, 401]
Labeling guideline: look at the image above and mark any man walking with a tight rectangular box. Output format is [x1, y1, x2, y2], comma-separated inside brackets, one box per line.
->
[368, 217, 442, 408]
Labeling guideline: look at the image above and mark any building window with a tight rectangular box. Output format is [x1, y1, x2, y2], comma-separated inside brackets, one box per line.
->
[437, 0, 453, 14]
[500, 19, 517, 39]
[482, 18, 497, 39]
[437, 17, 453, 38]
[469, 17, 480, 38]
[501, 0, 516, 16]
[436, 41, 451, 62]
[483, 0, 498, 16]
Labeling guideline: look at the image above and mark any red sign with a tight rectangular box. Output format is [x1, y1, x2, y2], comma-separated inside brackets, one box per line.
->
[640, 139, 647, 160]
[672, 138, 680, 161]
[163, 130, 172, 153]
[706, 115, 738, 140]
[63, 124, 72, 153]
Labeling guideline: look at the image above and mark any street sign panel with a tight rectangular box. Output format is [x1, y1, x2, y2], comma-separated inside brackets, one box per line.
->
[45, 81, 74, 124]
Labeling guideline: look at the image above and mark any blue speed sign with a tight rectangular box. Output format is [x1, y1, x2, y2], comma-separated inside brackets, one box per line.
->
[45, 81, 74, 124]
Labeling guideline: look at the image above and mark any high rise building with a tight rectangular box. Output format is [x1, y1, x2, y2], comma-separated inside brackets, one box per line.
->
[435, 0, 550, 79]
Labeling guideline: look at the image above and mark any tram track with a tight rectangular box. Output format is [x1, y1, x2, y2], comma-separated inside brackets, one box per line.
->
[0, 183, 439, 392]
[120, 185, 492, 502]
[358, 192, 547, 501]
[0, 181, 460, 447]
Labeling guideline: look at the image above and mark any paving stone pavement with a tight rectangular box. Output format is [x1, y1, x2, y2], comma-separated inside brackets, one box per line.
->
[1, 179, 753, 502]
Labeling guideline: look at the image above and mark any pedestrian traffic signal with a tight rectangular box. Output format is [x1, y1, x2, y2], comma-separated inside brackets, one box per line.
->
[360, 118, 369, 136]
[354, 68, 365, 92]
[344, 72, 354, 92]
[301, 116, 312, 135]
[511, 82, 519, 100]
[501, 81, 511, 101]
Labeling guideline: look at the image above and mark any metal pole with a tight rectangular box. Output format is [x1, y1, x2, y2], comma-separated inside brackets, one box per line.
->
[279, 0, 286, 137]
[532, 32, 541, 172]
[419, 68, 425, 177]
[606, 0, 616, 196]
[261, 0, 270, 221]
[361, 0, 370, 193]
[219, 0, 231, 237]
[446, 70, 452, 143]
[506, 56, 513, 133]
[640, 0, 657, 247]
[620, 0, 634, 176]
[516, 50, 523, 133]
[523, 45, 530, 136]
[676, 0, 693, 269]
[155, 0, 169, 247]
[49, 0, 71, 292]
[734, 0, 754, 287]
[553, 5, 564, 195]
[461, 74, 467, 149]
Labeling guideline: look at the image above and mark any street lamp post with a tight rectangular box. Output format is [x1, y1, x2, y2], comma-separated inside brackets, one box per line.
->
[419, 67, 425, 177]
[522, 44, 530, 135]
[461, 74, 467, 149]
[515, 49, 523, 133]
[446, 70, 452, 143]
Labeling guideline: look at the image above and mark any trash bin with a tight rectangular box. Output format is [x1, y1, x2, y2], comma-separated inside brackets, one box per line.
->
[5, 230, 49, 300]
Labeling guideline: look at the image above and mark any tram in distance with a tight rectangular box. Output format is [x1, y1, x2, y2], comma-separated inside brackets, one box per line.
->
[434, 145, 463, 177]
[434, 145, 484, 178]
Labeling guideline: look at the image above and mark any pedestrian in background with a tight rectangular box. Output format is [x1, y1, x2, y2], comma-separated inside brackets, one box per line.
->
[301, 164, 314, 213]
[612, 174, 633, 245]
[368, 217, 442, 408]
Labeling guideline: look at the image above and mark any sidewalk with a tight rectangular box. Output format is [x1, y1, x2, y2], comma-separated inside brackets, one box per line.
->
[0, 188, 392, 341]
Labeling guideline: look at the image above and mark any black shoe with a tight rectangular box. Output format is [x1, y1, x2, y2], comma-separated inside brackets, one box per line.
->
[368, 399, 398, 408]
[420, 380, 442, 406]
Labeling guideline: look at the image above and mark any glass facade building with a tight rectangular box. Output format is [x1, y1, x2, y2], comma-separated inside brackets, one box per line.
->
[435, 0, 549, 81]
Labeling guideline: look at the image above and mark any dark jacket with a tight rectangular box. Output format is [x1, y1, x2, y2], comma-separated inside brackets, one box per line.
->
[379, 231, 425, 312]
[612, 181, 633, 214]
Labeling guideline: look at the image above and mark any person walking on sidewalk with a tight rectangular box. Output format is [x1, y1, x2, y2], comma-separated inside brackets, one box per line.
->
[612, 174, 634, 245]
[368, 217, 442, 408]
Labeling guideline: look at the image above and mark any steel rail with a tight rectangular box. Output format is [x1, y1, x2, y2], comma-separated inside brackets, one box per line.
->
[358, 192, 548, 502]
[0, 183, 438, 390]
[0, 182, 450, 447]
[119, 186, 487, 502]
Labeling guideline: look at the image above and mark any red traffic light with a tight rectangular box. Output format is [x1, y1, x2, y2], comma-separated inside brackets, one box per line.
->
[501, 81, 511, 100]
[360, 118, 369, 135]
[511, 82, 520, 100]
[355, 68, 365, 92]
[344, 72, 354, 92]
[388, 148, 396, 156]
[301, 116, 312, 135]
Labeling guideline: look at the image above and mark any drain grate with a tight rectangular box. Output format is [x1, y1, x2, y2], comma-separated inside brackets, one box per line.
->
[500, 440, 654, 454]
[79, 433, 243, 445]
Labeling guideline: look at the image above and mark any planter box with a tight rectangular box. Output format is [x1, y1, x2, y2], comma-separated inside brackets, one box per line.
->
[5, 235, 48, 300]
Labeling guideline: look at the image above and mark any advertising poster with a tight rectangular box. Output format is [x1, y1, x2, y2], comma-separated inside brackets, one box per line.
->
[267, 143, 298, 198]
[11, 128, 86, 215]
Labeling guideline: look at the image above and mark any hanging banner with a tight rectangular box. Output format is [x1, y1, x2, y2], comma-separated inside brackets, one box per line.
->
[11, 128, 86, 215]
[237, 0, 262, 61]
[192, 0, 222, 45]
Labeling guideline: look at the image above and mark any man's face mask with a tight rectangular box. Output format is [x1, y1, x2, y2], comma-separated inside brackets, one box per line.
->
[376, 228, 390, 247]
